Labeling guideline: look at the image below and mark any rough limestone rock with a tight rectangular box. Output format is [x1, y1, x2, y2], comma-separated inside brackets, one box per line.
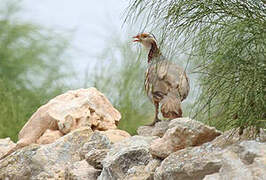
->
[80, 131, 112, 157]
[82, 130, 130, 169]
[85, 149, 109, 169]
[137, 121, 170, 137]
[0, 138, 15, 158]
[123, 159, 162, 180]
[0, 144, 40, 180]
[124, 165, 152, 180]
[1, 88, 120, 159]
[155, 140, 266, 180]
[150, 117, 221, 158]
[80, 131, 112, 169]
[0, 127, 93, 179]
[204, 141, 266, 180]
[144, 158, 162, 173]
[65, 160, 101, 180]
[154, 143, 222, 180]
[98, 136, 158, 180]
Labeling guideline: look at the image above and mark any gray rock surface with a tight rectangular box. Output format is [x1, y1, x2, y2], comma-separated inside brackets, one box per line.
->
[85, 149, 109, 169]
[123, 158, 162, 180]
[98, 136, 158, 180]
[80, 131, 111, 169]
[80, 131, 111, 158]
[154, 143, 222, 180]
[204, 141, 266, 180]
[155, 140, 266, 180]
[0, 127, 93, 179]
[65, 160, 101, 180]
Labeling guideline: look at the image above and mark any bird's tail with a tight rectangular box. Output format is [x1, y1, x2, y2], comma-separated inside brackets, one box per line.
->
[160, 94, 182, 119]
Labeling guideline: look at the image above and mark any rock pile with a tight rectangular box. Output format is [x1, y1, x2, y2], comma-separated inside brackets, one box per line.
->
[0, 88, 265, 180]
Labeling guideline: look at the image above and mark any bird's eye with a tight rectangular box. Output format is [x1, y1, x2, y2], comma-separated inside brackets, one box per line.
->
[142, 34, 148, 38]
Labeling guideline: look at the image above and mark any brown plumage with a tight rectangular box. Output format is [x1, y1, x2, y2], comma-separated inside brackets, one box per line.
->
[133, 33, 189, 126]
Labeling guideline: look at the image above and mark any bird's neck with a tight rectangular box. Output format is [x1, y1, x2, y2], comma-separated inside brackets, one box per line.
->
[148, 41, 162, 63]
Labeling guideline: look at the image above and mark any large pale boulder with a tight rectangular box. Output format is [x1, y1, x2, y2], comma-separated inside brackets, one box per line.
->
[1, 88, 121, 159]
[0, 127, 93, 179]
[150, 118, 221, 158]
[98, 136, 158, 180]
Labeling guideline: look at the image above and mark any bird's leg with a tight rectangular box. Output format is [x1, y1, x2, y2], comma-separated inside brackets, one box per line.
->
[147, 101, 161, 126]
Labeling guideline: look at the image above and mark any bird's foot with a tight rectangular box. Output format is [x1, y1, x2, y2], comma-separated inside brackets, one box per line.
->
[146, 118, 161, 126]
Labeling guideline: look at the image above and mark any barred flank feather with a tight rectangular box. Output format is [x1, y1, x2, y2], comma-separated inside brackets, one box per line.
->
[161, 93, 182, 119]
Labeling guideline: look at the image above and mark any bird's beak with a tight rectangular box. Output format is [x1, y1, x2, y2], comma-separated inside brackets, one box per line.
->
[133, 35, 141, 42]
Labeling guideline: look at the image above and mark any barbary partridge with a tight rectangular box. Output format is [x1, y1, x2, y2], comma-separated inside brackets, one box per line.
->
[133, 33, 189, 126]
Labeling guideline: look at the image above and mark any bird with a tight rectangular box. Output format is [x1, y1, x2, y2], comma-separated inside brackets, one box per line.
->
[133, 33, 189, 126]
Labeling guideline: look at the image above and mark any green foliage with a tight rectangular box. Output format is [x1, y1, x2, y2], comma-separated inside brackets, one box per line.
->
[87, 37, 153, 134]
[0, 1, 70, 141]
[126, 0, 266, 132]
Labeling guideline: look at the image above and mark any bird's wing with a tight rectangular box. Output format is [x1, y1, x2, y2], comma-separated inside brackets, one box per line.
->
[149, 61, 190, 101]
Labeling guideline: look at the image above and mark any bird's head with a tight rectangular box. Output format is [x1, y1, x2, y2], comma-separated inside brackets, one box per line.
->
[133, 33, 157, 49]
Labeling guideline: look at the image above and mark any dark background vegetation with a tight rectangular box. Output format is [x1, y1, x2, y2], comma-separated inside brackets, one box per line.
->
[1, 0, 265, 141]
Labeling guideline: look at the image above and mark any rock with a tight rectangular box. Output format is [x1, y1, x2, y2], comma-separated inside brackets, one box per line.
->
[150, 117, 221, 158]
[0, 144, 41, 180]
[52, 88, 121, 132]
[80, 131, 111, 169]
[137, 121, 170, 137]
[203, 173, 220, 180]
[1, 88, 120, 160]
[155, 140, 266, 180]
[65, 160, 101, 180]
[80, 131, 111, 156]
[100, 129, 131, 143]
[36, 129, 64, 144]
[85, 149, 109, 169]
[204, 141, 266, 180]
[123, 159, 162, 180]
[124, 165, 152, 180]
[144, 158, 161, 173]
[0, 138, 15, 158]
[98, 136, 158, 180]
[0, 127, 93, 179]
[154, 143, 222, 180]
[81, 130, 130, 169]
